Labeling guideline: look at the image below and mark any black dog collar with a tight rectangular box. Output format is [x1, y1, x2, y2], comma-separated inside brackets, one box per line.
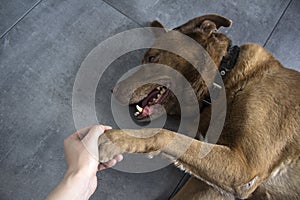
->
[201, 44, 240, 109]
[219, 44, 240, 77]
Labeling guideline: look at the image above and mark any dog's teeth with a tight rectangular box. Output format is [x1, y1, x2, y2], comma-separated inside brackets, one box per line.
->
[136, 105, 143, 112]
[153, 98, 157, 102]
[157, 86, 161, 90]
[134, 112, 140, 116]
[157, 94, 161, 99]
[161, 88, 166, 93]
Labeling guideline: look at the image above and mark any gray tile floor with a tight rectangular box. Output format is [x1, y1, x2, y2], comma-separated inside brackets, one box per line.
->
[0, 0, 299, 199]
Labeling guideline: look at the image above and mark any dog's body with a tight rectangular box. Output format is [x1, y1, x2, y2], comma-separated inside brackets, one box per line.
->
[98, 15, 300, 199]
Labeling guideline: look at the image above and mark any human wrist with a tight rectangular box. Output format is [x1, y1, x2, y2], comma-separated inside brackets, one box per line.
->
[64, 169, 94, 196]
[64, 168, 94, 184]
[46, 169, 93, 200]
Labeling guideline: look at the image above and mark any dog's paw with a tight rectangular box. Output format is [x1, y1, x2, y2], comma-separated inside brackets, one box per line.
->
[98, 129, 126, 163]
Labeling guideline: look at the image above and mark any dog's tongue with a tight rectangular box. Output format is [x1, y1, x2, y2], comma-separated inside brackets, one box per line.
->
[137, 106, 153, 119]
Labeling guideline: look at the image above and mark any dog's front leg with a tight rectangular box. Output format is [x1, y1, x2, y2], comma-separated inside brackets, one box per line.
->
[98, 128, 174, 162]
[98, 128, 259, 199]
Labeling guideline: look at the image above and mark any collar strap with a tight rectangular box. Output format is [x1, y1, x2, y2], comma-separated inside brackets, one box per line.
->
[201, 44, 240, 110]
[219, 45, 240, 77]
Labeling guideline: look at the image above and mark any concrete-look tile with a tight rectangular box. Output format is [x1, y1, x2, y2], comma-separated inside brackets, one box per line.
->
[0, 0, 184, 199]
[94, 165, 183, 200]
[104, 0, 289, 45]
[265, 0, 300, 71]
[0, 0, 40, 37]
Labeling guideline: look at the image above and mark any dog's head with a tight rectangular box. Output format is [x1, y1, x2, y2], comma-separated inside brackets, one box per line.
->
[112, 14, 232, 121]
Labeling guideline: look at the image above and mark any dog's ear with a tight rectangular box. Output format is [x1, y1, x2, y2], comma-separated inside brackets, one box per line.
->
[174, 14, 232, 35]
[198, 20, 217, 35]
[150, 20, 168, 37]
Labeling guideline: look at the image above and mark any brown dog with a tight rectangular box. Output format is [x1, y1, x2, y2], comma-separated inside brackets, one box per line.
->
[98, 14, 300, 199]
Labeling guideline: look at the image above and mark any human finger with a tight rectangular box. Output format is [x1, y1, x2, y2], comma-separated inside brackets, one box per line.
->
[81, 125, 112, 162]
[114, 154, 123, 162]
[97, 155, 123, 171]
[82, 125, 106, 145]
[75, 126, 93, 140]
[102, 125, 112, 131]
[98, 159, 117, 171]
[64, 126, 91, 145]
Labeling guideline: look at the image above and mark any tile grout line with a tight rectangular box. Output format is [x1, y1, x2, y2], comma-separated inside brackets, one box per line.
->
[263, 0, 293, 47]
[102, 0, 145, 28]
[0, 0, 43, 40]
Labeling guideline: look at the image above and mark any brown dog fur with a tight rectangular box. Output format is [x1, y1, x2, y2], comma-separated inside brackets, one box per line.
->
[98, 14, 300, 199]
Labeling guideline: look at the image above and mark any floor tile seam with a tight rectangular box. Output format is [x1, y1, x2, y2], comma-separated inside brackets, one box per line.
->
[102, 0, 145, 28]
[263, 0, 293, 47]
[0, 0, 44, 40]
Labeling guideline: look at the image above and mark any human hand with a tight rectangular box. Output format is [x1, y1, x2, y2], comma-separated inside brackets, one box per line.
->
[63, 125, 123, 198]
[64, 125, 123, 172]
[46, 125, 123, 200]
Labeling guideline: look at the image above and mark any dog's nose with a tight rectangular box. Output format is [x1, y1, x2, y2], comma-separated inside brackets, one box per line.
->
[111, 84, 119, 94]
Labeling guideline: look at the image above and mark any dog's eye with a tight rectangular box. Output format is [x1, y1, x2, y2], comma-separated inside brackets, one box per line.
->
[148, 56, 155, 63]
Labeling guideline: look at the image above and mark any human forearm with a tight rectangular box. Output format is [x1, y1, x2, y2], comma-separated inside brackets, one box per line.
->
[46, 170, 94, 200]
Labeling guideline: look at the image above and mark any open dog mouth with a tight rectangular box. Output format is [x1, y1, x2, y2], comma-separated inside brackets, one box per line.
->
[133, 86, 170, 120]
